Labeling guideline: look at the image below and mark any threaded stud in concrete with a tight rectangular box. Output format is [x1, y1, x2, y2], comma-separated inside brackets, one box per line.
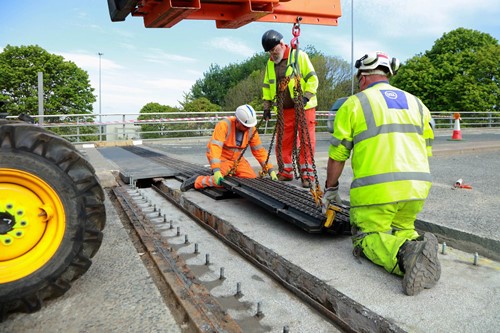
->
[235, 282, 242, 296]
[256, 301, 263, 318]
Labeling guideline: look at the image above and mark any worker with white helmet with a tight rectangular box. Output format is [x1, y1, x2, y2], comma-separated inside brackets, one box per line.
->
[323, 51, 440, 296]
[180, 104, 277, 192]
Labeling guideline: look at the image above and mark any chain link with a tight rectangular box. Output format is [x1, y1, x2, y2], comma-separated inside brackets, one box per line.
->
[264, 72, 322, 205]
[292, 81, 322, 205]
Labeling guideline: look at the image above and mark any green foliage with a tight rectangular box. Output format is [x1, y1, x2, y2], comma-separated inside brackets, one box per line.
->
[312, 54, 352, 111]
[180, 97, 223, 137]
[189, 47, 352, 114]
[138, 102, 182, 139]
[138, 99, 222, 139]
[223, 70, 265, 111]
[0, 45, 96, 118]
[181, 96, 221, 113]
[392, 28, 500, 114]
[49, 119, 99, 142]
[190, 53, 269, 106]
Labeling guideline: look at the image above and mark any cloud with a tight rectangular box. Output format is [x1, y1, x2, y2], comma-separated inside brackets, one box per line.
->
[205, 37, 256, 56]
[57, 51, 123, 71]
[97, 74, 194, 117]
[143, 48, 197, 65]
[355, 0, 499, 37]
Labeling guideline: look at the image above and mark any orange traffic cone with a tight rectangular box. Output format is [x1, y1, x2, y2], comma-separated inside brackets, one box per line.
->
[450, 112, 462, 141]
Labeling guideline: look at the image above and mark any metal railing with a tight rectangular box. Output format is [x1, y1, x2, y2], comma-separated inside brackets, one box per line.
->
[5, 110, 500, 143]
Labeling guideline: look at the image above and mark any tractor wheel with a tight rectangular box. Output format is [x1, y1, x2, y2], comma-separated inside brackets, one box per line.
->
[0, 121, 106, 321]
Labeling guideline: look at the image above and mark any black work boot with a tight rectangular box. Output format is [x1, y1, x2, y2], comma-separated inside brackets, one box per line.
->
[397, 238, 441, 296]
[180, 175, 198, 192]
[417, 232, 441, 282]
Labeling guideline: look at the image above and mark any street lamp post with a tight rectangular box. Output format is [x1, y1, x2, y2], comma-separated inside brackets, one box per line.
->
[98, 52, 103, 141]
[351, 0, 355, 95]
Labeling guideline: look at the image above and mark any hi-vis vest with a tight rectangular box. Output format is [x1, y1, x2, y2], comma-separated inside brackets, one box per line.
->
[262, 48, 318, 112]
[207, 117, 271, 172]
[329, 82, 434, 207]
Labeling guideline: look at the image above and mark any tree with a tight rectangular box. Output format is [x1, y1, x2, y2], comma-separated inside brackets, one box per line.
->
[180, 97, 222, 136]
[311, 54, 352, 111]
[0, 45, 97, 141]
[223, 70, 264, 111]
[218, 48, 352, 112]
[137, 102, 181, 139]
[190, 53, 269, 106]
[392, 28, 500, 114]
[0, 45, 96, 117]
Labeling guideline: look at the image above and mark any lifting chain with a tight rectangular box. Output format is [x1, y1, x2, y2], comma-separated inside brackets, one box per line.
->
[264, 16, 323, 206]
[264, 76, 289, 176]
[292, 82, 322, 206]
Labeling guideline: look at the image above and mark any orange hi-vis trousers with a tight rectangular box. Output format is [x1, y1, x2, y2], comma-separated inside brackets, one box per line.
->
[278, 107, 316, 181]
[194, 158, 256, 189]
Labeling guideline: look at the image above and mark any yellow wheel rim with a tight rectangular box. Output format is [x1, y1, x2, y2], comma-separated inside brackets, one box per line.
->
[0, 168, 65, 283]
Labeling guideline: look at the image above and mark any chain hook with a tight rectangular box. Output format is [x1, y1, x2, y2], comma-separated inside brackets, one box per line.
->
[290, 16, 302, 49]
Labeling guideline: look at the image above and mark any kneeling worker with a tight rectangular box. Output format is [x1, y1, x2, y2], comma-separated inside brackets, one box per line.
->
[180, 104, 278, 192]
[323, 51, 440, 296]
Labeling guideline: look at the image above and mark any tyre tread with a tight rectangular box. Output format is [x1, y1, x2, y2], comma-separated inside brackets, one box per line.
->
[0, 121, 106, 320]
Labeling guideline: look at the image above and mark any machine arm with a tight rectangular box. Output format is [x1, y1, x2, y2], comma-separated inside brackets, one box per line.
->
[107, 0, 341, 29]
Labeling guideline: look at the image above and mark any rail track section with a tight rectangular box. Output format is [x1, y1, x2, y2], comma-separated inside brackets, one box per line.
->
[112, 183, 345, 332]
[113, 145, 351, 234]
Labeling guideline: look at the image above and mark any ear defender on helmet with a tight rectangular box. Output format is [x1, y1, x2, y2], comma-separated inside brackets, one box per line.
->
[391, 57, 401, 75]
[355, 52, 379, 69]
[355, 51, 399, 76]
[355, 55, 365, 69]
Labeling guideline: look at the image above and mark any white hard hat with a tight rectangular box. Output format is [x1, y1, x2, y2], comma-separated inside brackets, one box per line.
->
[235, 104, 257, 128]
[355, 51, 400, 77]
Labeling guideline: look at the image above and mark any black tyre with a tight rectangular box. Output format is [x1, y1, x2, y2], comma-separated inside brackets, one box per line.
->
[0, 121, 106, 321]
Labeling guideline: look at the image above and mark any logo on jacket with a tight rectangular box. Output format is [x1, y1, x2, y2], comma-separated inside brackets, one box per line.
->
[381, 90, 408, 109]
[384, 91, 398, 99]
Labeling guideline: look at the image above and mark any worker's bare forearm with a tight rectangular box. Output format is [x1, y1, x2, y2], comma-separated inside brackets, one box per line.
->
[326, 158, 345, 188]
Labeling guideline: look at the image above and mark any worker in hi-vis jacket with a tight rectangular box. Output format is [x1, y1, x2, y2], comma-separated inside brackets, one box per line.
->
[180, 104, 277, 192]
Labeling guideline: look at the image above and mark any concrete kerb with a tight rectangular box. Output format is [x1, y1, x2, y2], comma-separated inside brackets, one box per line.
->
[415, 219, 500, 262]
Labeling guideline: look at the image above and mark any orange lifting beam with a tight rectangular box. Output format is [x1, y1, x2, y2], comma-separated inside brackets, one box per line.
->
[123, 0, 341, 29]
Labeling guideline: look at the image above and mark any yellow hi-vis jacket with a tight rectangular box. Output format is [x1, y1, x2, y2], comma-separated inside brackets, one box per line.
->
[329, 82, 434, 207]
[262, 48, 318, 112]
[207, 117, 273, 173]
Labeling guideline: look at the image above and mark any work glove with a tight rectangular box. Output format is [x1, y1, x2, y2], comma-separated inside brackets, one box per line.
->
[302, 96, 309, 106]
[214, 171, 224, 185]
[269, 170, 278, 181]
[321, 184, 342, 214]
[263, 109, 271, 121]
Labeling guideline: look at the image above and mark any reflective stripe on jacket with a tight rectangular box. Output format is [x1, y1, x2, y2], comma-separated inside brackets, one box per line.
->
[207, 117, 272, 173]
[262, 48, 318, 112]
[328, 82, 434, 207]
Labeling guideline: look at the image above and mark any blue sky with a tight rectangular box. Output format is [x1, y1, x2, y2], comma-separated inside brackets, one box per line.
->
[1, 0, 499, 117]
